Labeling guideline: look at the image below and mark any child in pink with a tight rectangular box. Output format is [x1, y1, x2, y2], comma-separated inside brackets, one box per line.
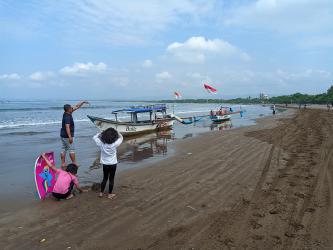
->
[42, 154, 85, 200]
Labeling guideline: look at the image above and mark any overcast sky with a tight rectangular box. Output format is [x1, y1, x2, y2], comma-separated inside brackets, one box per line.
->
[1, 0, 332, 100]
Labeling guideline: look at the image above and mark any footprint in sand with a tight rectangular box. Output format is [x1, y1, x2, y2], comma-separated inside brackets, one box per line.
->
[284, 232, 296, 238]
[253, 212, 265, 218]
[251, 235, 264, 240]
[294, 192, 306, 199]
[269, 208, 280, 214]
[290, 222, 304, 231]
[305, 207, 316, 213]
[250, 220, 263, 229]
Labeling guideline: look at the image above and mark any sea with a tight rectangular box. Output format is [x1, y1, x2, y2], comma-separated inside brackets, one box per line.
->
[0, 100, 274, 212]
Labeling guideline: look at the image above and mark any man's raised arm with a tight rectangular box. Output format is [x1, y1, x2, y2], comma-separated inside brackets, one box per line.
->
[72, 101, 89, 112]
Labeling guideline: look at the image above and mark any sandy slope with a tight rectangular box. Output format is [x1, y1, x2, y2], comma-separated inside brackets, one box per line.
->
[1, 109, 333, 249]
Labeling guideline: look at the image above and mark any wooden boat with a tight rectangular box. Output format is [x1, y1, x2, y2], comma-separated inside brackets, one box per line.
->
[171, 114, 203, 124]
[209, 106, 243, 122]
[210, 114, 231, 122]
[87, 104, 175, 136]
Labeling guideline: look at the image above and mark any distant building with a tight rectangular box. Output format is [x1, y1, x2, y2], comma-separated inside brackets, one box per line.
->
[259, 93, 269, 100]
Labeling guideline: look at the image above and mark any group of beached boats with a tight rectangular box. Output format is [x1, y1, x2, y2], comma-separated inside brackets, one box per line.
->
[87, 104, 243, 136]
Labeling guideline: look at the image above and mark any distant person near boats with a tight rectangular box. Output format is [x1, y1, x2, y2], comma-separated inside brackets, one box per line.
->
[272, 104, 276, 115]
[93, 127, 123, 200]
[60, 101, 89, 168]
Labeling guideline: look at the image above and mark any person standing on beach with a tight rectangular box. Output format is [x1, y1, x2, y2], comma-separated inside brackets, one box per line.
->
[93, 127, 123, 199]
[60, 101, 89, 168]
[272, 104, 276, 115]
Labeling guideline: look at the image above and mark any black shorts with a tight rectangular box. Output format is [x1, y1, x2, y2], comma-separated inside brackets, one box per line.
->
[52, 181, 74, 200]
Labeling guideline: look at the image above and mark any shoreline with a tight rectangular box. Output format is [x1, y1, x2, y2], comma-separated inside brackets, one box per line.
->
[0, 106, 271, 215]
[5, 108, 333, 249]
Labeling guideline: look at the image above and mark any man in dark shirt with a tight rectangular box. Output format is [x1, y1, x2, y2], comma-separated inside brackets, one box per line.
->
[60, 101, 89, 167]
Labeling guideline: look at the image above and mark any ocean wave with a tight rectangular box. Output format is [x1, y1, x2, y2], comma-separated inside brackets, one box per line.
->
[0, 119, 90, 129]
[0, 105, 123, 112]
[0, 110, 211, 129]
[4, 131, 51, 136]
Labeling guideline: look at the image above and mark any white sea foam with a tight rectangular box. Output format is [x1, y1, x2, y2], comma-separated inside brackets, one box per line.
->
[0, 119, 90, 129]
[0, 104, 252, 129]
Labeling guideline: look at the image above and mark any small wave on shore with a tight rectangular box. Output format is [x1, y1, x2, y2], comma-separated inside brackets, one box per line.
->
[0, 119, 90, 129]
[4, 131, 51, 136]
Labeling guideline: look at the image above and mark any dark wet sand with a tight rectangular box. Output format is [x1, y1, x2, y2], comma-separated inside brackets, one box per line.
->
[1, 108, 333, 249]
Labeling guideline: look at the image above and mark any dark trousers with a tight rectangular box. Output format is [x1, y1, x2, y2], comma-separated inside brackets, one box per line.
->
[52, 181, 74, 200]
[101, 164, 117, 194]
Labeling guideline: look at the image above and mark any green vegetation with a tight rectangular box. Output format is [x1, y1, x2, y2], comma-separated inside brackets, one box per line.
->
[270, 85, 333, 104]
[155, 85, 333, 105]
[155, 98, 262, 104]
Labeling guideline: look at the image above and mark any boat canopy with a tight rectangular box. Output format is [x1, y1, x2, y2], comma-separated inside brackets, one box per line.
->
[112, 104, 167, 114]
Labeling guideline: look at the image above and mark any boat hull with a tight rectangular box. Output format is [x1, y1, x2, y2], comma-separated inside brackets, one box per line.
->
[87, 115, 174, 136]
[210, 114, 231, 122]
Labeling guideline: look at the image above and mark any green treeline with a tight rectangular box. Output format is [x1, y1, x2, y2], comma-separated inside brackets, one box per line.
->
[155, 85, 333, 105]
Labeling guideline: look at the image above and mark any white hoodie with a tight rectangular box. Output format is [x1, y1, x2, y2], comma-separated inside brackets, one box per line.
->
[93, 132, 123, 165]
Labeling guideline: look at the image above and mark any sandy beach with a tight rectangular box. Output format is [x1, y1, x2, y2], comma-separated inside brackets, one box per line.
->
[1, 108, 333, 249]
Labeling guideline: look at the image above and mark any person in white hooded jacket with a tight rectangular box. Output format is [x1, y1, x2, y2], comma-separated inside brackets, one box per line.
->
[93, 127, 123, 199]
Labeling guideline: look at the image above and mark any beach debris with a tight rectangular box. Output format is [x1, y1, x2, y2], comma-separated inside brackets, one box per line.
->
[17, 226, 23, 229]
[187, 152, 192, 155]
[67, 247, 71, 249]
[186, 205, 197, 211]
[40, 238, 46, 243]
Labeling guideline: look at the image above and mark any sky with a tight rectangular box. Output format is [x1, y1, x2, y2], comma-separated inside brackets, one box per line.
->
[0, 0, 333, 100]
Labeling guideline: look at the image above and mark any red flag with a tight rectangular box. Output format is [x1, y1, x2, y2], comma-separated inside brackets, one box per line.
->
[174, 91, 181, 99]
[203, 83, 217, 94]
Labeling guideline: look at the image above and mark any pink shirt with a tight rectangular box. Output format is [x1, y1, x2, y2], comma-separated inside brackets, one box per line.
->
[53, 169, 79, 194]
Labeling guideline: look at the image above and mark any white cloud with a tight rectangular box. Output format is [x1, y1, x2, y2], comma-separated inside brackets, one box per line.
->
[275, 69, 332, 80]
[301, 36, 333, 48]
[0, 73, 21, 80]
[187, 72, 202, 79]
[110, 76, 129, 87]
[225, 0, 333, 34]
[59, 62, 107, 76]
[156, 71, 172, 81]
[142, 59, 153, 68]
[21, 1, 216, 46]
[29, 71, 54, 81]
[167, 36, 250, 63]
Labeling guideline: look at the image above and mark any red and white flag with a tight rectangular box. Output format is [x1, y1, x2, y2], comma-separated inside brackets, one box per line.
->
[174, 91, 182, 99]
[203, 83, 217, 94]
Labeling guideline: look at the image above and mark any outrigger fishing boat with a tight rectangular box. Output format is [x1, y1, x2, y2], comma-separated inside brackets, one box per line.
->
[171, 114, 203, 124]
[209, 106, 243, 123]
[87, 104, 174, 136]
